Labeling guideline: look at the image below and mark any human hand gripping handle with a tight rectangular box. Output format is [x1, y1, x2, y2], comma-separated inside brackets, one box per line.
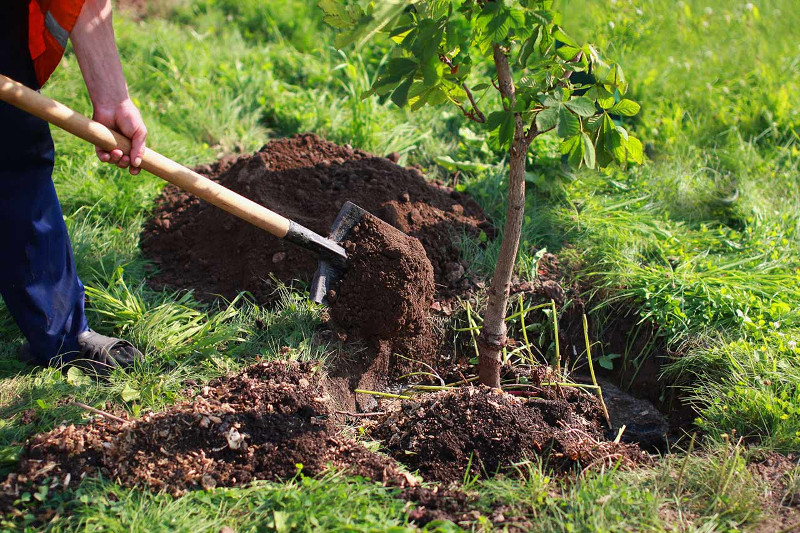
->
[0, 73, 293, 239]
[91, 99, 147, 175]
[71, 0, 147, 175]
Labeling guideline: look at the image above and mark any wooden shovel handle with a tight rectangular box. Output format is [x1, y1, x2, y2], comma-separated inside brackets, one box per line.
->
[0, 74, 290, 238]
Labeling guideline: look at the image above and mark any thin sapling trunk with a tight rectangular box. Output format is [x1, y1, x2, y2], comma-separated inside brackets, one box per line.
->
[477, 45, 532, 388]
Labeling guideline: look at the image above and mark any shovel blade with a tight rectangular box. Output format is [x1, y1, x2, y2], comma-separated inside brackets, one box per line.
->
[310, 201, 368, 303]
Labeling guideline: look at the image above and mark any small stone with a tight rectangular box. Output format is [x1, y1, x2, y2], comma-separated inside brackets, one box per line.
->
[541, 279, 565, 303]
[399, 191, 410, 203]
[201, 474, 217, 490]
[272, 252, 287, 263]
[298, 378, 310, 388]
[161, 219, 171, 230]
[445, 262, 465, 282]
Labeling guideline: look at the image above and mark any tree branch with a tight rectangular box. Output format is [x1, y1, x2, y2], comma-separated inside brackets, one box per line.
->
[439, 54, 486, 123]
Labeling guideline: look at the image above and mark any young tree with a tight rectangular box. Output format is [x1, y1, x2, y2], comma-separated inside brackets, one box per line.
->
[322, 0, 643, 387]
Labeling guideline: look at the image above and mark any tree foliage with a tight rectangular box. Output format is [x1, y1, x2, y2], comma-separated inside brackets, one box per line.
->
[320, 0, 643, 167]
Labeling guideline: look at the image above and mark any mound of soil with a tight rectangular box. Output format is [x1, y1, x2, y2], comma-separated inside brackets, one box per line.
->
[3, 361, 410, 498]
[141, 134, 491, 303]
[370, 373, 649, 483]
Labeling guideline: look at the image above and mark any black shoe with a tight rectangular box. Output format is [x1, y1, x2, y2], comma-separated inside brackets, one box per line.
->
[72, 330, 142, 376]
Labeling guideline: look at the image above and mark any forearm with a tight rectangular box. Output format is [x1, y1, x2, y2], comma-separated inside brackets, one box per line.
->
[70, 0, 129, 107]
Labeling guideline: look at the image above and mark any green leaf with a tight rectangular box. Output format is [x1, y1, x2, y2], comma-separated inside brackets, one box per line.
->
[479, 4, 512, 44]
[498, 113, 516, 150]
[331, 1, 408, 50]
[560, 134, 584, 168]
[318, 0, 362, 29]
[564, 96, 596, 117]
[487, 110, 507, 131]
[66, 366, 92, 388]
[535, 106, 559, 132]
[552, 26, 578, 47]
[556, 45, 580, 61]
[391, 77, 413, 107]
[121, 384, 141, 402]
[530, 9, 554, 26]
[471, 83, 490, 91]
[598, 353, 621, 370]
[581, 132, 596, 169]
[610, 98, 641, 116]
[627, 136, 644, 164]
[557, 106, 580, 137]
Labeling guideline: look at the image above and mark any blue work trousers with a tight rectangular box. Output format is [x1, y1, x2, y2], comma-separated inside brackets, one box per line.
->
[1, 3, 89, 364]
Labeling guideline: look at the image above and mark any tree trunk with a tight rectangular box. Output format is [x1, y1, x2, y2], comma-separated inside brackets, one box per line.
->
[478, 46, 530, 388]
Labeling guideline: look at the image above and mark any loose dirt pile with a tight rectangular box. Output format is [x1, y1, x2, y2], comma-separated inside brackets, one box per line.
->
[2, 362, 409, 498]
[370, 374, 649, 483]
[142, 134, 491, 303]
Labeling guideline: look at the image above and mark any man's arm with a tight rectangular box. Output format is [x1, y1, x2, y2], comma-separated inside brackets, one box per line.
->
[70, 0, 146, 175]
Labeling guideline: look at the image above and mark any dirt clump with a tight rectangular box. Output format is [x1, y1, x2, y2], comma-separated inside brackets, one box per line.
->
[329, 213, 434, 340]
[2, 361, 410, 499]
[141, 134, 491, 303]
[370, 374, 649, 483]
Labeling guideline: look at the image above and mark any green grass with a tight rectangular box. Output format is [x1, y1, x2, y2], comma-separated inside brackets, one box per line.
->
[1, 0, 800, 530]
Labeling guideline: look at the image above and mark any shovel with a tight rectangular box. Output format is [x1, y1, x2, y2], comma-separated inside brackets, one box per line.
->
[0, 73, 364, 303]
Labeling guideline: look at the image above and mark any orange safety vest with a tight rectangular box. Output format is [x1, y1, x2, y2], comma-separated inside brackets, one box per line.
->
[27, 0, 86, 86]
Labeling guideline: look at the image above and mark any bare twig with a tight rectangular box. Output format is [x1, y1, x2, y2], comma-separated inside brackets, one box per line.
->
[70, 401, 127, 424]
[439, 54, 487, 123]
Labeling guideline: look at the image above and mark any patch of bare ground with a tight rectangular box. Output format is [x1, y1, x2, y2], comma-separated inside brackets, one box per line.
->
[748, 452, 800, 532]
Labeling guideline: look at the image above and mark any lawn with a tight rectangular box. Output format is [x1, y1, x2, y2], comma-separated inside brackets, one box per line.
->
[1, 0, 798, 531]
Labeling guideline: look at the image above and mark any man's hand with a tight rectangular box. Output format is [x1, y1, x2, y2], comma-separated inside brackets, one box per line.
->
[92, 99, 147, 175]
[70, 0, 147, 176]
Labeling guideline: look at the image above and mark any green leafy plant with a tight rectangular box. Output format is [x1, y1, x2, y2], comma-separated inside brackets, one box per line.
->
[321, 0, 643, 386]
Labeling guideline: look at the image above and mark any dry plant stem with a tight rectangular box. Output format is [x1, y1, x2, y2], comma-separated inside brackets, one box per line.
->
[70, 401, 126, 424]
[354, 389, 410, 400]
[551, 299, 561, 373]
[334, 411, 387, 418]
[582, 314, 612, 428]
[478, 44, 531, 388]
[675, 431, 697, 493]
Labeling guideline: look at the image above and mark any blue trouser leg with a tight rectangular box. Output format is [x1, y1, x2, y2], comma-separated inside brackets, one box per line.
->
[1, 3, 89, 365]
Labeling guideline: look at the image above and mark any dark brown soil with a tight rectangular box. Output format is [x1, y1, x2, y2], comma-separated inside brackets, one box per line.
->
[329, 214, 434, 341]
[370, 370, 650, 484]
[141, 134, 491, 304]
[2, 361, 411, 499]
[326, 214, 439, 383]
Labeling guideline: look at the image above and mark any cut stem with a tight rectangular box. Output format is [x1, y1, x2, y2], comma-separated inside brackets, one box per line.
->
[551, 299, 561, 374]
[583, 314, 611, 428]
